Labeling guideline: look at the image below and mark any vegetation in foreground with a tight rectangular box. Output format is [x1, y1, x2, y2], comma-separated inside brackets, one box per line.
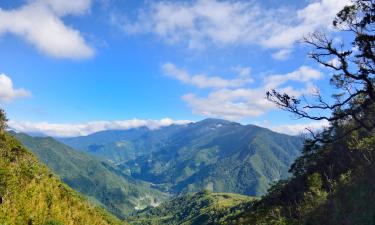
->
[0, 110, 124, 225]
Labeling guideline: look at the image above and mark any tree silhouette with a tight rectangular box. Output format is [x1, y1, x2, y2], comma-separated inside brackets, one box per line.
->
[267, 0, 375, 143]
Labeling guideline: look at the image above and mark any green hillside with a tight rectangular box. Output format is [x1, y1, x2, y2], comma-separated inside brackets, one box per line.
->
[12, 132, 167, 219]
[0, 131, 124, 224]
[122, 119, 303, 196]
[62, 119, 303, 196]
[128, 190, 255, 225]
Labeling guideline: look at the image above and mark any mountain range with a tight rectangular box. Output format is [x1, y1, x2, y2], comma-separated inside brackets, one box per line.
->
[7, 118, 305, 224]
[60, 119, 304, 196]
[9, 116, 370, 225]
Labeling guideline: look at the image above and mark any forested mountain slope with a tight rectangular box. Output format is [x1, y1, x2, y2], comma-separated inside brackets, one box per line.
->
[12, 132, 166, 219]
[121, 119, 304, 196]
[128, 191, 255, 225]
[59, 125, 185, 164]
[62, 119, 304, 196]
[219, 122, 375, 225]
[0, 132, 124, 225]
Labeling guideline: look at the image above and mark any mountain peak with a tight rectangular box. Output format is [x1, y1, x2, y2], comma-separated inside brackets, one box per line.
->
[198, 118, 233, 124]
[194, 118, 241, 129]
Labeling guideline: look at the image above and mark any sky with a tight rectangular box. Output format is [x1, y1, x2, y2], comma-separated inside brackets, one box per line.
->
[0, 0, 350, 137]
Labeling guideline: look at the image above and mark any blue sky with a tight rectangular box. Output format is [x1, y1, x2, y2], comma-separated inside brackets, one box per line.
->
[0, 0, 350, 137]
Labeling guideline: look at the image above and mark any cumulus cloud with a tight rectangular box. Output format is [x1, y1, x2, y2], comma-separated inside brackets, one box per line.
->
[270, 120, 329, 135]
[0, 0, 94, 59]
[183, 89, 274, 120]
[264, 66, 323, 90]
[117, 0, 350, 56]
[166, 65, 323, 120]
[162, 62, 252, 89]
[8, 118, 192, 137]
[0, 74, 31, 102]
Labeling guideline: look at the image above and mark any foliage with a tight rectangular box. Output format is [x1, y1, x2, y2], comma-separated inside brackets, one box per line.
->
[0, 109, 7, 135]
[0, 130, 125, 225]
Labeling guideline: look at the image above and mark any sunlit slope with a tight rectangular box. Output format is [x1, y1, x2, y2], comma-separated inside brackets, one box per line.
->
[0, 133, 124, 225]
[13, 132, 167, 219]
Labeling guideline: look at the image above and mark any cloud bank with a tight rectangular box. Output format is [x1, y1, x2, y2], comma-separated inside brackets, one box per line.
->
[9, 118, 192, 137]
[9, 118, 329, 137]
[0, 0, 94, 59]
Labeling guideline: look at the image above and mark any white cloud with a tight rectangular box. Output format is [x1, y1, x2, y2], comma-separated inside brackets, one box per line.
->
[168, 66, 323, 120]
[327, 58, 341, 68]
[117, 0, 350, 56]
[270, 120, 329, 135]
[183, 89, 274, 120]
[162, 62, 252, 89]
[37, 0, 92, 16]
[259, 0, 347, 49]
[264, 66, 323, 90]
[0, 74, 31, 102]
[0, 0, 94, 59]
[272, 49, 292, 60]
[232, 66, 251, 77]
[8, 118, 192, 137]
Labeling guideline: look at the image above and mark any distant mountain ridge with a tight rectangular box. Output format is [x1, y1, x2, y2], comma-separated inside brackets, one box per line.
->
[61, 118, 304, 196]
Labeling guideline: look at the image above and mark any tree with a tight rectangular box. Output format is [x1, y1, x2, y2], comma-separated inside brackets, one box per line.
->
[0, 108, 7, 134]
[267, 0, 375, 143]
